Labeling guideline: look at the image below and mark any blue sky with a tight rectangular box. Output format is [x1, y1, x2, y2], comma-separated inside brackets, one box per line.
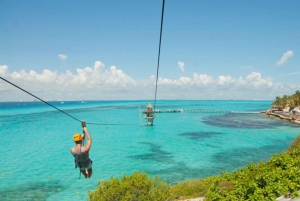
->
[0, 0, 299, 101]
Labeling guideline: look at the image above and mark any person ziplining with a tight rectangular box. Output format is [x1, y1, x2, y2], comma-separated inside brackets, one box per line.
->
[70, 121, 93, 178]
[0, 76, 135, 181]
[0, 0, 166, 181]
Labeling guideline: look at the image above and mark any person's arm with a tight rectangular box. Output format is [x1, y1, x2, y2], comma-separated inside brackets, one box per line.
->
[82, 121, 92, 152]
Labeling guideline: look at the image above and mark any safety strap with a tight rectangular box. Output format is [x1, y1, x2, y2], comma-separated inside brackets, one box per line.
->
[75, 159, 82, 179]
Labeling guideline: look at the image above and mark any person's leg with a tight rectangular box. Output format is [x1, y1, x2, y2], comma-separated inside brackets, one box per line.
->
[80, 169, 88, 178]
[87, 168, 92, 178]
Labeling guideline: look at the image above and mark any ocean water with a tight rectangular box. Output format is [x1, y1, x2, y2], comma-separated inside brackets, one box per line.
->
[0, 100, 299, 201]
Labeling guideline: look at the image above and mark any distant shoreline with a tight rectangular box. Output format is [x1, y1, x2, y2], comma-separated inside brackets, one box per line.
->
[0, 99, 274, 103]
[261, 110, 300, 125]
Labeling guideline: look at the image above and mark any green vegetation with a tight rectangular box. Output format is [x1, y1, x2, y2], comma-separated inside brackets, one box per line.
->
[88, 171, 170, 201]
[205, 135, 300, 200]
[170, 177, 217, 200]
[272, 90, 300, 110]
[89, 135, 300, 201]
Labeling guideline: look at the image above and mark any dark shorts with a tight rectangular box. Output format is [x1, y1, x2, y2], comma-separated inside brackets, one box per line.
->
[76, 159, 92, 170]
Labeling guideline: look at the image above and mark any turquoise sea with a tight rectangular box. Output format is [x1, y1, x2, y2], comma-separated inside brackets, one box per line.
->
[1, 100, 300, 200]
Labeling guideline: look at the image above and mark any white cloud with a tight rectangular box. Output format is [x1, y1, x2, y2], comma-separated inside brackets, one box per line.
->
[276, 50, 294, 66]
[0, 65, 9, 76]
[193, 73, 214, 86]
[58, 54, 67, 60]
[245, 72, 273, 88]
[218, 76, 236, 85]
[0, 62, 296, 101]
[178, 62, 185, 72]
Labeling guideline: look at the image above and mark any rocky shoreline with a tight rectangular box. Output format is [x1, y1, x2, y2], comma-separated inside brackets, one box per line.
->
[261, 110, 300, 125]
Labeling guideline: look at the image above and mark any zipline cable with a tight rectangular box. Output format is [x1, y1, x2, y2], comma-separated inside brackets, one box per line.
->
[153, 0, 165, 112]
[1, 76, 81, 122]
[0, 76, 136, 126]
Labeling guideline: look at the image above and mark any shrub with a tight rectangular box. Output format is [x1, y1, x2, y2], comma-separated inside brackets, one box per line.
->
[205, 135, 300, 200]
[88, 171, 170, 201]
[169, 177, 217, 200]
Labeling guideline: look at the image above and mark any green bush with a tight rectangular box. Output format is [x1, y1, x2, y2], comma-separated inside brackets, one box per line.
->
[88, 171, 170, 201]
[169, 177, 217, 200]
[205, 135, 300, 201]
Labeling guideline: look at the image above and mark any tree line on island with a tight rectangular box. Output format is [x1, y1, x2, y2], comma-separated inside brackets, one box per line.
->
[272, 90, 300, 111]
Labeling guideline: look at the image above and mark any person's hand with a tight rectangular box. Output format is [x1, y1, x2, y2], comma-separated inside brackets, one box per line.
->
[83, 127, 88, 133]
[81, 121, 86, 128]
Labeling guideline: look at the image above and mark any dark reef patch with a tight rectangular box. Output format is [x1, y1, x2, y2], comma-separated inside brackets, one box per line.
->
[202, 113, 297, 129]
[147, 138, 294, 184]
[0, 181, 65, 201]
[148, 162, 205, 184]
[179, 132, 223, 141]
[128, 142, 174, 164]
[211, 140, 291, 171]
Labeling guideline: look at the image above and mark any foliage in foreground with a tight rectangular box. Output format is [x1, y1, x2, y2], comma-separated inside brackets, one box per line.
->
[88, 171, 170, 201]
[88, 135, 300, 201]
[169, 177, 217, 200]
[88, 171, 216, 201]
[205, 135, 300, 200]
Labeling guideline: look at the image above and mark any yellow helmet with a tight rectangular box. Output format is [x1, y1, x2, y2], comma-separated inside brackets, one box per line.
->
[73, 133, 83, 142]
